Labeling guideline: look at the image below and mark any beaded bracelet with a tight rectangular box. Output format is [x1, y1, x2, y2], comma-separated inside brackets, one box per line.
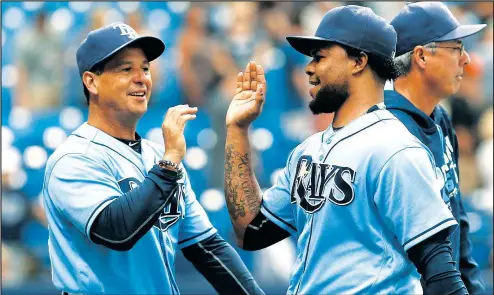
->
[158, 160, 183, 179]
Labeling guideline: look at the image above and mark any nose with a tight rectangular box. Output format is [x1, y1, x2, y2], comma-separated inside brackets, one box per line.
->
[305, 60, 315, 77]
[132, 68, 148, 84]
[461, 49, 471, 66]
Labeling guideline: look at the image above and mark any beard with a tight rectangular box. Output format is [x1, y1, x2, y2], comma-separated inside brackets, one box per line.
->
[309, 80, 349, 115]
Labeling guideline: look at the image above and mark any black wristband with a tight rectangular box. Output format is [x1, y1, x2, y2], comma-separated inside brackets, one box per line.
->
[150, 165, 179, 182]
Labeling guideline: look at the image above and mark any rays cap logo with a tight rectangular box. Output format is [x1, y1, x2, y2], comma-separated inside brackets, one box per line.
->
[76, 22, 165, 77]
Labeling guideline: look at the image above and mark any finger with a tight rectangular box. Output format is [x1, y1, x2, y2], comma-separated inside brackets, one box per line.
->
[250, 62, 257, 90]
[176, 106, 198, 116]
[235, 72, 243, 94]
[177, 114, 197, 127]
[255, 83, 265, 104]
[256, 64, 266, 84]
[256, 65, 266, 95]
[243, 62, 251, 90]
[164, 104, 189, 124]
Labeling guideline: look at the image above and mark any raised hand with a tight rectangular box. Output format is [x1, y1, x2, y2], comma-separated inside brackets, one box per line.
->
[161, 104, 198, 164]
[226, 61, 266, 129]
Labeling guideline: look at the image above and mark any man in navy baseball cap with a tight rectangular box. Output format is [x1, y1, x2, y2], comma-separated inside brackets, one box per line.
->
[384, 3, 486, 294]
[285, 5, 400, 116]
[221, 4, 469, 295]
[76, 22, 165, 77]
[391, 2, 486, 56]
[76, 22, 165, 104]
[287, 5, 397, 58]
[45, 21, 266, 295]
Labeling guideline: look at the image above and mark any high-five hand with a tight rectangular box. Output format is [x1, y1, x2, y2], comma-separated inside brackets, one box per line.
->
[162, 104, 198, 164]
[226, 61, 266, 128]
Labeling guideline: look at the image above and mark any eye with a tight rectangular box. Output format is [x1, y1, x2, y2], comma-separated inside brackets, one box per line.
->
[122, 67, 132, 72]
[313, 55, 323, 62]
[142, 67, 150, 72]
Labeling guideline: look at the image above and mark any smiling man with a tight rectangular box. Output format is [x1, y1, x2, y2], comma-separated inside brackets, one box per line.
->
[384, 2, 487, 294]
[42, 23, 263, 295]
[222, 4, 474, 295]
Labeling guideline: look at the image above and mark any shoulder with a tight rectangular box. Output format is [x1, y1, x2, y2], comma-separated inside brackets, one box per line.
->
[45, 128, 110, 177]
[357, 110, 432, 162]
[345, 110, 424, 147]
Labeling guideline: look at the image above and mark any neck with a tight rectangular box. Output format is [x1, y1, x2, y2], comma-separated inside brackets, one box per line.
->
[332, 80, 384, 128]
[394, 72, 440, 116]
[87, 103, 138, 140]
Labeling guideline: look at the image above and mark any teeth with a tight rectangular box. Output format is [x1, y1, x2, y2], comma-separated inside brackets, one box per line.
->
[130, 92, 145, 96]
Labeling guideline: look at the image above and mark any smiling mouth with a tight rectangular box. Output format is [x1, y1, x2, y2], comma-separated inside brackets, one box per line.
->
[128, 91, 147, 98]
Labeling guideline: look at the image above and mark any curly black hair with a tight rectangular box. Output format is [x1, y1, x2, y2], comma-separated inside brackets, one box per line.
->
[339, 43, 400, 84]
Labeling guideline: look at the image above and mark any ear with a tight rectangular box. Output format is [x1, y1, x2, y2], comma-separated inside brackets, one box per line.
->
[351, 52, 368, 75]
[82, 72, 99, 97]
[412, 46, 427, 70]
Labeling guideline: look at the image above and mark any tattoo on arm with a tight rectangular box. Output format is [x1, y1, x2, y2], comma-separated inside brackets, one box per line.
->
[225, 144, 260, 222]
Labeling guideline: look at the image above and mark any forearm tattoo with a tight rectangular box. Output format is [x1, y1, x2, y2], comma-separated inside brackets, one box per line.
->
[225, 144, 260, 221]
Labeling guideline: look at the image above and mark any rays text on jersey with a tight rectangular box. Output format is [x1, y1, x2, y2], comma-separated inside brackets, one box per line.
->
[290, 155, 356, 214]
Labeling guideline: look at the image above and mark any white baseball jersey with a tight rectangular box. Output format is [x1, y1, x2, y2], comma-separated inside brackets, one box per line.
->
[260, 109, 457, 294]
[42, 123, 217, 294]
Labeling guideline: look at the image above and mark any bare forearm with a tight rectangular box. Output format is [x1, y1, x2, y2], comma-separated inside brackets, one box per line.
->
[224, 126, 262, 243]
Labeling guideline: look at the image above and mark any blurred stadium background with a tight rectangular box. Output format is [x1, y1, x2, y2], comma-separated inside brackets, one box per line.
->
[1, 1, 492, 294]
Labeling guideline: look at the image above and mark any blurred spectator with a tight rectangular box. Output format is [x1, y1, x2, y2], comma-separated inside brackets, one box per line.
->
[476, 20, 493, 106]
[176, 4, 239, 188]
[472, 107, 493, 212]
[218, 2, 263, 67]
[299, 2, 345, 36]
[14, 11, 64, 111]
[89, 7, 107, 31]
[2, 171, 30, 242]
[176, 4, 233, 107]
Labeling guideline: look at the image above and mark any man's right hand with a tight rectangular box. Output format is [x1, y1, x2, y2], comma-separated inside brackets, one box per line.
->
[226, 61, 266, 129]
[162, 104, 198, 164]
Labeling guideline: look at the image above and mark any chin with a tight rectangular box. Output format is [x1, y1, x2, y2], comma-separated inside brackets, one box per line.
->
[129, 102, 148, 116]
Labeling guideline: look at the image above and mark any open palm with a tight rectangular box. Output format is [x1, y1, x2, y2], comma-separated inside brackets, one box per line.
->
[226, 61, 266, 128]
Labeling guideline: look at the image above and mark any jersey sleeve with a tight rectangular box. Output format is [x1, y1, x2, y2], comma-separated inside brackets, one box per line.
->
[260, 151, 297, 236]
[177, 170, 217, 249]
[373, 147, 458, 252]
[44, 154, 120, 238]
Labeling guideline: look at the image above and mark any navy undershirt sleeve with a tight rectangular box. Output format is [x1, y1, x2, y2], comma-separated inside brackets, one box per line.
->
[243, 212, 290, 251]
[408, 229, 469, 295]
[90, 165, 178, 251]
[182, 233, 265, 295]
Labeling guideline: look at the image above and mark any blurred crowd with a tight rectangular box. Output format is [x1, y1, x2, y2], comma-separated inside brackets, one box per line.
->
[1, 2, 492, 294]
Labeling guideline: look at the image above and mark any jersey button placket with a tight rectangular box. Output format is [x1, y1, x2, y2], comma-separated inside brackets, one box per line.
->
[319, 133, 334, 161]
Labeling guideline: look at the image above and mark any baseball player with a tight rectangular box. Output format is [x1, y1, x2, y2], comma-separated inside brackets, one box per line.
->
[384, 2, 487, 294]
[223, 6, 469, 294]
[42, 22, 263, 295]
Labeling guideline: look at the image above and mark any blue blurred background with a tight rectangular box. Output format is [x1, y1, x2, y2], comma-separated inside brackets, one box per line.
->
[1, 2, 492, 294]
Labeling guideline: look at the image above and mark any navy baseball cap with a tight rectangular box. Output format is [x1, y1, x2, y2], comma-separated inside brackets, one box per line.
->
[286, 5, 397, 58]
[391, 2, 487, 56]
[76, 22, 165, 76]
